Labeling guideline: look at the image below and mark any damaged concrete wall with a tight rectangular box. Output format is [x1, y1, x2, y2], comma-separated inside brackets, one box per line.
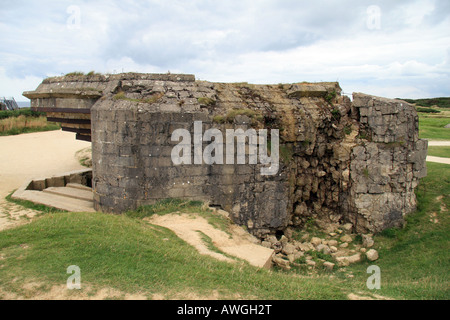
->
[24, 73, 428, 237]
[348, 93, 428, 233]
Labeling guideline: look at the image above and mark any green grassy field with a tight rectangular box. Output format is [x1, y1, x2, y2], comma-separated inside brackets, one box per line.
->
[410, 98, 450, 141]
[419, 116, 450, 141]
[427, 147, 450, 158]
[0, 211, 347, 300]
[1, 162, 449, 300]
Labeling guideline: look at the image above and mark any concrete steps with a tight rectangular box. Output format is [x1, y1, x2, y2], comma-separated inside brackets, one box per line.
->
[43, 184, 93, 202]
[18, 183, 95, 213]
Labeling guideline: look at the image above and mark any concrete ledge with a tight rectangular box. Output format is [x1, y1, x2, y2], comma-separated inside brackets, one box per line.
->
[12, 169, 94, 212]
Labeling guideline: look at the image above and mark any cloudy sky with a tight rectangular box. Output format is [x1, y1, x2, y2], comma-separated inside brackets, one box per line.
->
[1, 0, 449, 101]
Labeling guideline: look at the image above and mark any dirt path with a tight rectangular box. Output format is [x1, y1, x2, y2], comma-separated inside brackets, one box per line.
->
[427, 156, 450, 165]
[147, 213, 273, 269]
[0, 130, 90, 231]
[427, 141, 450, 147]
[426, 141, 450, 165]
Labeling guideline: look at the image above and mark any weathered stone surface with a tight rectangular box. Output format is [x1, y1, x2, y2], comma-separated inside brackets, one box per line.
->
[328, 240, 338, 247]
[273, 254, 291, 270]
[366, 249, 379, 261]
[340, 235, 353, 243]
[25, 74, 427, 238]
[323, 262, 335, 271]
[310, 237, 322, 247]
[350, 93, 428, 233]
[362, 234, 375, 248]
[336, 253, 361, 267]
[282, 243, 296, 256]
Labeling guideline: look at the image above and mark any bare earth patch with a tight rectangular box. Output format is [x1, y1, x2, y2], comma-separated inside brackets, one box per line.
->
[0, 130, 90, 231]
[0, 283, 149, 300]
[146, 212, 273, 269]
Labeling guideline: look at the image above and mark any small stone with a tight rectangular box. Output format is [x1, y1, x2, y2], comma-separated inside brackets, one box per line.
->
[273, 255, 291, 270]
[330, 246, 338, 253]
[310, 237, 322, 247]
[336, 257, 350, 267]
[366, 249, 379, 262]
[294, 251, 304, 260]
[267, 235, 278, 245]
[298, 243, 310, 252]
[282, 243, 296, 255]
[348, 253, 361, 264]
[329, 232, 337, 237]
[306, 260, 316, 267]
[362, 234, 375, 248]
[262, 241, 273, 248]
[272, 242, 282, 253]
[316, 244, 325, 252]
[337, 253, 361, 267]
[323, 262, 335, 271]
[328, 240, 338, 247]
[317, 171, 327, 177]
[340, 235, 353, 243]
[360, 248, 367, 253]
[342, 223, 353, 233]
[284, 228, 294, 239]
[339, 242, 349, 248]
[280, 235, 289, 245]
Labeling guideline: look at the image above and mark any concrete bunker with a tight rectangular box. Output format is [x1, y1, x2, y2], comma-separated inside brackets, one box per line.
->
[24, 73, 428, 238]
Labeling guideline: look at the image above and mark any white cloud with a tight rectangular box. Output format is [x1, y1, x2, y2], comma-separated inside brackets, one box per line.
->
[1, 0, 449, 100]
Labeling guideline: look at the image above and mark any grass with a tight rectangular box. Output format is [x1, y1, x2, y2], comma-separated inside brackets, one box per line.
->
[0, 165, 448, 300]
[341, 162, 450, 300]
[75, 147, 92, 168]
[0, 108, 45, 120]
[0, 115, 60, 136]
[65, 71, 103, 77]
[419, 116, 450, 141]
[427, 146, 450, 158]
[197, 97, 216, 106]
[0, 211, 346, 300]
[6, 192, 66, 214]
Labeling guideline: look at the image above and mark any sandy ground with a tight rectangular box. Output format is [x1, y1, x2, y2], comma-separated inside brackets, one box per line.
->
[427, 156, 450, 165]
[427, 141, 450, 147]
[0, 130, 90, 231]
[147, 213, 273, 269]
[426, 141, 450, 165]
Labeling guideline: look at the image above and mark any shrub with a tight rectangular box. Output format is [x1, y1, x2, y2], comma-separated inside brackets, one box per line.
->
[417, 107, 441, 114]
[198, 97, 216, 106]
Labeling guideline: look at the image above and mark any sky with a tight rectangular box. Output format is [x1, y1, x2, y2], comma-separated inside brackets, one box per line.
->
[1, 0, 449, 101]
